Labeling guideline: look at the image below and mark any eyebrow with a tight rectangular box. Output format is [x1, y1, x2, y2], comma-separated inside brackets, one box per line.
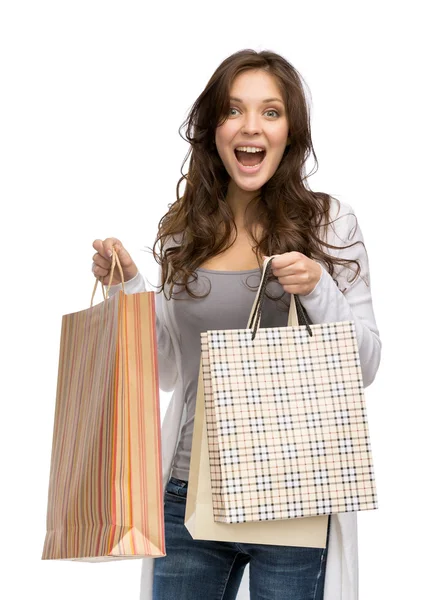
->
[230, 96, 284, 105]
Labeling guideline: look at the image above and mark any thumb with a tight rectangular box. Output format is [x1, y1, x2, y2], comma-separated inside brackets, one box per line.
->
[262, 254, 281, 268]
[112, 242, 133, 266]
[110, 241, 138, 282]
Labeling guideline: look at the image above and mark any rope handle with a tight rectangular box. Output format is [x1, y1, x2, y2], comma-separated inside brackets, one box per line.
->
[246, 255, 312, 340]
[90, 248, 125, 307]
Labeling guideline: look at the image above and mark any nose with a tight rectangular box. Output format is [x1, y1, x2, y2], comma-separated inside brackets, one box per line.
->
[241, 111, 262, 136]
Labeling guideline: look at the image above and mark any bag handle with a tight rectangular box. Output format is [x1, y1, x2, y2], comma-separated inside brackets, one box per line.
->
[246, 255, 312, 340]
[90, 248, 125, 307]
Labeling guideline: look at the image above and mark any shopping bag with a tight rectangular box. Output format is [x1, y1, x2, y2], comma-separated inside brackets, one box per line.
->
[42, 250, 166, 561]
[202, 256, 378, 524]
[185, 357, 329, 547]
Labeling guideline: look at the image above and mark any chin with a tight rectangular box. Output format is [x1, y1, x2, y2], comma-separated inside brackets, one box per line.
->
[232, 173, 270, 192]
[236, 181, 264, 192]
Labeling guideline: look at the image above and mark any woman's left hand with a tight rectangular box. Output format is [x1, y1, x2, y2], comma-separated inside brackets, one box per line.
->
[266, 252, 322, 296]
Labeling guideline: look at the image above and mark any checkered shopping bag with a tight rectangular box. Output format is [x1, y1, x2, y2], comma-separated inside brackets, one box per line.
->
[202, 256, 378, 524]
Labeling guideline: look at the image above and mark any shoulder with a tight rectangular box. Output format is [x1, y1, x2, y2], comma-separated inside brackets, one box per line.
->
[160, 232, 184, 253]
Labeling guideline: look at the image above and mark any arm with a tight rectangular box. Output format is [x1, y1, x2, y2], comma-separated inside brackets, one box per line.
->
[299, 202, 381, 387]
[106, 270, 178, 392]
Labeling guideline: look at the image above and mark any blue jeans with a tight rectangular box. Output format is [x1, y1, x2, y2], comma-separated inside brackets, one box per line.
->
[153, 477, 330, 600]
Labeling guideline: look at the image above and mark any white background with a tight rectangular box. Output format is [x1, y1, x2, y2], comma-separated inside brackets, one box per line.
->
[1, 1, 434, 598]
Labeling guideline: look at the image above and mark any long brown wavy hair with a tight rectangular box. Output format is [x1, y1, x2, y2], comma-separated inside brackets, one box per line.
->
[151, 49, 362, 301]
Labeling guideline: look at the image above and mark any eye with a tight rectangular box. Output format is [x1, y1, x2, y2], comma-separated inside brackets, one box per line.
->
[229, 107, 280, 118]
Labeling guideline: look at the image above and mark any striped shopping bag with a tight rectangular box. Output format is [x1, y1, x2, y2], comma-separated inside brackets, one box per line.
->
[41, 250, 165, 561]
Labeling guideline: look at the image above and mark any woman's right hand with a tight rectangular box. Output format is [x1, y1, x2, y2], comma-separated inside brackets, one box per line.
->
[92, 237, 138, 286]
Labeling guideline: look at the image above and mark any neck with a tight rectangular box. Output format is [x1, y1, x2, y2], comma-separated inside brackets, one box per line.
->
[225, 180, 261, 228]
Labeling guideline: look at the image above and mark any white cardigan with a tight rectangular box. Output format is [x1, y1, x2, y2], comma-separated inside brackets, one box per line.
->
[107, 198, 381, 600]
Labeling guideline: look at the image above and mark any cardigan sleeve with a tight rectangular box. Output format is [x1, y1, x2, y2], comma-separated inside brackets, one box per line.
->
[298, 200, 381, 388]
[105, 269, 177, 392]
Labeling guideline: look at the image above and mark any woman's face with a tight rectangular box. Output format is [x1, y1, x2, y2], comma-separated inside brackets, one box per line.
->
[215, 69, 290, 194]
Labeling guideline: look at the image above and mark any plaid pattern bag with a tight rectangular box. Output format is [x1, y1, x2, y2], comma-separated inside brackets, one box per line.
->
[202, 256, 378, 524]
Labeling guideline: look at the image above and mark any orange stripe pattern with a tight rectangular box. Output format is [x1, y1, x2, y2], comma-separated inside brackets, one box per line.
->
[42, 291, 165, 561]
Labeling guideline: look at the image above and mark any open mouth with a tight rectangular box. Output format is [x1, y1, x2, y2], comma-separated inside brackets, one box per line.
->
[234, 149, 266, 168]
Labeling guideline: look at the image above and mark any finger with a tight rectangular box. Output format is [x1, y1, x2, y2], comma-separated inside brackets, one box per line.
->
[261, 255, 274, 269]
[273, 253, 307, 277]
[102, 238, 133, 266]
[262, 253, 280, 268]
[273, 265, 300, 278]
[92, 239, 105, 257]
[92, 263, 110, 278]
[102, 237, 123, 259]
[270, 251, 299, 269]
[92, 252, 111, 269]
[276, 274, 301, 286]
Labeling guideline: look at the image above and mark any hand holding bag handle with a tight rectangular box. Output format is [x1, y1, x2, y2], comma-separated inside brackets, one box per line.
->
[247, 255, 312, 340]
[90, 248, 126, 307]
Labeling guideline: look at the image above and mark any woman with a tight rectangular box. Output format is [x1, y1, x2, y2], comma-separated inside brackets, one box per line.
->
[91, 49, 381, 600]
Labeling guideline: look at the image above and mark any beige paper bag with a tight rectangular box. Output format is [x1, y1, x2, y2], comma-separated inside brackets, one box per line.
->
[185, 358, 328, 548]
[42, 251, 165, 561]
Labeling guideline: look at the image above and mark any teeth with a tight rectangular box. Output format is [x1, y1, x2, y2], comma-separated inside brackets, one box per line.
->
[235, 146, 265, 153]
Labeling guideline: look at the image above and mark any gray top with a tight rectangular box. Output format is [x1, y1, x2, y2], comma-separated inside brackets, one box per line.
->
[171, 267, 291, 482]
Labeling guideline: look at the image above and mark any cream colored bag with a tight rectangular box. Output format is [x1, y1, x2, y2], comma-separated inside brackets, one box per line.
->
[184, 357, 329, 548]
